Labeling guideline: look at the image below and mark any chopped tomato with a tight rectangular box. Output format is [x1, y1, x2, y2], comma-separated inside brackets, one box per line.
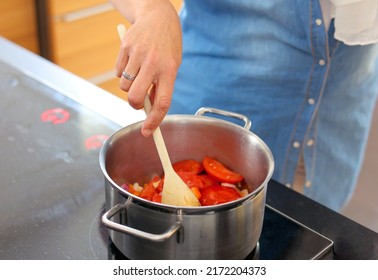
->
[202, 156, 244, 184]
[173, 159, 203, 174]
[176, 171, 205, 189]
[146, 175, 163, 193]
[200, 186, 242, 206]
[155, 180, 164, 193]
[128, 184, 141, 196]
[139, 183, 156, 201]
[152, 193, 162, 203]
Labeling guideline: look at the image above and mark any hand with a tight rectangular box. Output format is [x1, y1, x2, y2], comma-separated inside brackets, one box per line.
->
[112, 0, 182, 137]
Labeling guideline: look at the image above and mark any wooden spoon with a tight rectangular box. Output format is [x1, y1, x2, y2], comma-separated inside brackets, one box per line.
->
[117, 24, 200, 207]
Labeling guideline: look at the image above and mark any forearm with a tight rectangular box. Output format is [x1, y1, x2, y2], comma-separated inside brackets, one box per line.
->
[110, 0, 175, 24]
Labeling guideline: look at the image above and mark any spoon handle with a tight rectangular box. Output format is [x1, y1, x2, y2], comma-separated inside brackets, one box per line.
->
[143, 95, 174, 173]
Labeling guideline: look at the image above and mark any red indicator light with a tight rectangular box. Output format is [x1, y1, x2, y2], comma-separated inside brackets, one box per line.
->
[41, 108, 70, 124]
[85, 135, 109, 150]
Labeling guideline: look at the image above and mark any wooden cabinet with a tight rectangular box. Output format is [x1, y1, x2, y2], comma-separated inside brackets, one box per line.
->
[0, 0, 39, 54]
[43, 0, 183, 101]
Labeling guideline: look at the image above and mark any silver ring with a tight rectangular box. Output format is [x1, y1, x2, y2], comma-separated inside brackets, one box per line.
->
[122, 71, 136, 81]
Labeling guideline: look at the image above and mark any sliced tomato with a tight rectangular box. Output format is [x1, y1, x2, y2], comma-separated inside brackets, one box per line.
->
[198, 174, 220, 188]
[199, 185, 241, 206]
[176, 171, 205, 189]
[202, 156, 244, 184]
[173, 159, 203, 174]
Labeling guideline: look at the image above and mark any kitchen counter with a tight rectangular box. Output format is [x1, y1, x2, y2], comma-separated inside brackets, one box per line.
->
[1, 37, 377, 260]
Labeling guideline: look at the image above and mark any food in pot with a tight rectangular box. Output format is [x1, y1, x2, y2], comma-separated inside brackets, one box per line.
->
[121, 156, 249, 206]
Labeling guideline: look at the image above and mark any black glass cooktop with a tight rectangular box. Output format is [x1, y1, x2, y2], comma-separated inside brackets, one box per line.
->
[0, 60, 333, 260]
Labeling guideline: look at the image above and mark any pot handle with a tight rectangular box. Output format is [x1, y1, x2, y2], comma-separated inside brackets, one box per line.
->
[195, 107, 252, 130]
[101, 203, 182, 242]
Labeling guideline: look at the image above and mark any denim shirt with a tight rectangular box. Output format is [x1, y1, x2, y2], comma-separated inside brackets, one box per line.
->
[168, 0, 378, 211]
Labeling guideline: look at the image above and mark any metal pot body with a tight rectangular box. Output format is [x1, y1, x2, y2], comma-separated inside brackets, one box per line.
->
[100, 108, 274, 259]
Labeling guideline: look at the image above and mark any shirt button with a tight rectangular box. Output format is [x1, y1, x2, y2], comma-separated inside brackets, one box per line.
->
[308, 98, 315, 105]
[319, 59, 326, 66]
[307, 139, 314, 147]
[293, 141, 301, 148]
[315, 18, 322, 26]
[305, 181, 312, 188]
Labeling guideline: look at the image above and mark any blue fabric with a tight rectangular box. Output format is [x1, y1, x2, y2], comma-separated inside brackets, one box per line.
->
[168, 0, 378, 211]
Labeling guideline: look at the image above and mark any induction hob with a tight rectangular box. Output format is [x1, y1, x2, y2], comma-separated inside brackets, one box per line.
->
[0, 38, 333, 260]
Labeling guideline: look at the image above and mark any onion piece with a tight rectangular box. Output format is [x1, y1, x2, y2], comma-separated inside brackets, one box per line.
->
[121, 183, 129, 191]
[221, 182, 237, 189]
[133, 183, 143, 192]
[239, 189, 249, 197]
[152, 180, 161, 188]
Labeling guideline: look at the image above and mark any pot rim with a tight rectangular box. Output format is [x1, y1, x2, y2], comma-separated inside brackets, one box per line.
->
[99, 113, 275, 213]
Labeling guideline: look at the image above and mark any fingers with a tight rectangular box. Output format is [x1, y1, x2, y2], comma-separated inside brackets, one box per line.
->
[126, 63, 175, 137]
[114, 27, 152, 110]
[115, 35, 138, 93]
[112, 3, 182, 137]
[119, 56, 140, 93]
[115, 38, 129, 78]
[114, 39, 179, 136]
[115, 28, 173, 137]
[118, 39, 177, 131]
[118, 50, 178, 136]
[142, 80, 174, 137]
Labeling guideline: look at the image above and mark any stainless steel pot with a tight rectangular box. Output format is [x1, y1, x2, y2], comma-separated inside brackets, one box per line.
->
[100, 108, 274, 259]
